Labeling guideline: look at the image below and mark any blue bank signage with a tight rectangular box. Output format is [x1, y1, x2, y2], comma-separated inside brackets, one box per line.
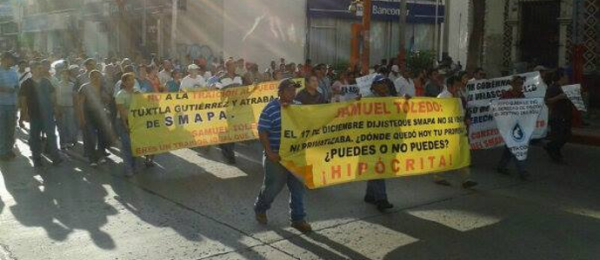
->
[308, 0, 445, 24]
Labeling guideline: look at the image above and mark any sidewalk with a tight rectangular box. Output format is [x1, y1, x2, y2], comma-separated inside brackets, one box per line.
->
[571, 109, 600, 146]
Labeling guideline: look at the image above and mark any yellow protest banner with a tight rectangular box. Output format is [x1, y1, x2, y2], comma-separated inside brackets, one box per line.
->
[279, 97, 471, 189]
[129, 79, 302, 156]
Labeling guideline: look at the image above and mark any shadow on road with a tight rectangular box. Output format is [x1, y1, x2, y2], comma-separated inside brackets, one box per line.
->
[0, 159, 117, 249]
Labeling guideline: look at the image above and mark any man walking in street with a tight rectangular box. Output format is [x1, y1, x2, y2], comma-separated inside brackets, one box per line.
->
[497, 76, 529, 180]
[216, 59, 243, 164]
[115, 73, 138, 176]
[19, 61, 63, 167]
[0, 52, 20, 161]
[254, 78, 312, 233]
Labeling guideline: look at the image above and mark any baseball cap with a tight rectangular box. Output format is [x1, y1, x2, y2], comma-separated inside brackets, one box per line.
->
[391, 65, 400, 73]
[278, 78, 301, 92]
[188, 64, 200, 70]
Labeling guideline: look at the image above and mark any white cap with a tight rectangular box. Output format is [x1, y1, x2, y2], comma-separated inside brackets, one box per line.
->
[188, 64, 200, 70]
[391, 65, 400, 73]
[534, 65, 549, 71]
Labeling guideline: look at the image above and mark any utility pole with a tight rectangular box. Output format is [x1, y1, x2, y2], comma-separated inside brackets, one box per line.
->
[398, 0, 407, 71]
[361, 0, 372, 75]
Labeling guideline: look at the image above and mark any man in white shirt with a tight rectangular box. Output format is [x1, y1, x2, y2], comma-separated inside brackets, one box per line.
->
[388, 65, 400, 82]
[394, 68, 416, 97]
[216, 59, 243, 89]
[158, 60, 173, 86]
[180, 64, 206, 91]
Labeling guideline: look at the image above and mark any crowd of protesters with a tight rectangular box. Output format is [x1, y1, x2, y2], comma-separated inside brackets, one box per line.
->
[0, 49, 581, 233]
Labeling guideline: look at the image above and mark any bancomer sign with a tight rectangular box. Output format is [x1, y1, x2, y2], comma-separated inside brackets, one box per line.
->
[308, 0, 445, 24]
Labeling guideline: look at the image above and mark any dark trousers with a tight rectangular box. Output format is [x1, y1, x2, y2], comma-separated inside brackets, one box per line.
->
[547, 118, 572, 157]
[29, 118, 60, 161]
[366, 179, 387, 201]
[498, 146, 526, 173]
[83, 116, 109, 163]
[219, 143, 235, 161]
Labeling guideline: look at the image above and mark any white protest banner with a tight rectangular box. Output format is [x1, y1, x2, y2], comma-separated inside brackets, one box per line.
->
[336, 74, 377, 101]
[466, 72, 548, 150]
[337, 85, 361, 102]
[491, 98, 544, 161]
[355, 74, 377, 92]
[561, 84, 587, 112]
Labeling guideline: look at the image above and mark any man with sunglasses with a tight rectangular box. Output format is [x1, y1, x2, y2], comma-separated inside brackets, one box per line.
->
[254, 78, 312, 233]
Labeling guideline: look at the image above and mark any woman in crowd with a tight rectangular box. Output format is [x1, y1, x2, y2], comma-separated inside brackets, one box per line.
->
[166, 70, 182, 92]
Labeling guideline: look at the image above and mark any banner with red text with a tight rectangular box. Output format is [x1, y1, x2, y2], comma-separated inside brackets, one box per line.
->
[129, 80, 303, 156]
[466, 72, 548, 150]
[279, 97, 471, 189]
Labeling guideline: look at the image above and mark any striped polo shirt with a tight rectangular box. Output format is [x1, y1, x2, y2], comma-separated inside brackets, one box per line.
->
[258, 99, 282, 153]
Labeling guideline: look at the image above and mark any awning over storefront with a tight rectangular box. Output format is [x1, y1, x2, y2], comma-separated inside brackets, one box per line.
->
[307, 0, 445, 24]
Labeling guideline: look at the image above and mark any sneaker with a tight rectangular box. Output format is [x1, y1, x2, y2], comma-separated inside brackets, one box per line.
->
[496, 167, 510, 175]
[462, 180, 478, 189]
[434, 179, 451, 186]
[90, 162, 99, 168]
[255, 212, 268, 225]
[376, 200, 394, 212]
[101, 150, 111, 157]
[291, 220, 312, 233]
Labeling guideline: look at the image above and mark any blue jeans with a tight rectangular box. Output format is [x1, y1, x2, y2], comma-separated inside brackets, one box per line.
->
[366, 179, 387, 201]
[116, 120, 135, 172]
[56, 106, 77, 146]
[0, 105, 16, 156]
[254, 154, 306, 222]
[29, 116, 60, 161]
[498, 146, 526, 173]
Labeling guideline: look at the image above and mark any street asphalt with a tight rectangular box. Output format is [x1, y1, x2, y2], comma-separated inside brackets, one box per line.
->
[1, 128, 599, 260]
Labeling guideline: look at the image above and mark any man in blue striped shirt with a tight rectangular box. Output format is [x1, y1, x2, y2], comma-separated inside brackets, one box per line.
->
[254, 78, 312, 233]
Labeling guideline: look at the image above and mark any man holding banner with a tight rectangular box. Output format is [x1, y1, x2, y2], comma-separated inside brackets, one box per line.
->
[254, 79, 312, 233]
[362, 75, 394, 212]
[495, 76, 533, 180]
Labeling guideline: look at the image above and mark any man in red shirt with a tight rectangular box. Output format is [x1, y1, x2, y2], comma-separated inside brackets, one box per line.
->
[497, 76, 528, 180]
